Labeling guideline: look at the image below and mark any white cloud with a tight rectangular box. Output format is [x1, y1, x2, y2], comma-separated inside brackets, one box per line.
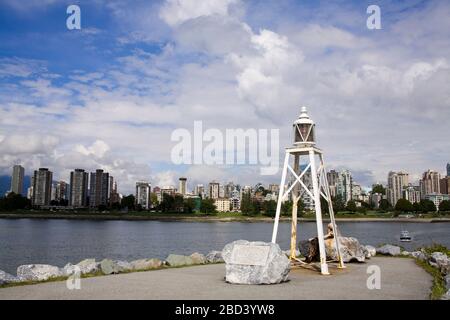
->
[159, 0, 239, 26]
[75, 140, 111, 158]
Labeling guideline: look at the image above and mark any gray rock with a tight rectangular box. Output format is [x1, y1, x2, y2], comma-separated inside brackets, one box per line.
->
[116, 260, 133, 272]
[376, 244, 401, 256]
[130, 258, 162, 270]
[445, 275, 450, 291]
[100, 259, 121, 275]
[0, 270, 22, 285]
[17, 264, 62, 282]
[441, 290, 450, 300]
[283, 249, 300, 257]
[61, 263, 79, 277]
[411, 251, 427, 261]
[206, 251, 224, 263]
[76, 259, 100, 274]
[430, 252, 450, 275]
[401, 251, 411, 256]
[190, 252, 207, 265]
[364, 245, 377, 258]
[222, 240, 290, 285]
[165, 254, 194, 267]
[326, 237, 366, 262]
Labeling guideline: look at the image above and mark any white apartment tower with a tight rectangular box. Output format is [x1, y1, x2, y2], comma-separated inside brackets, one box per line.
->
[136, 182, 151, 209]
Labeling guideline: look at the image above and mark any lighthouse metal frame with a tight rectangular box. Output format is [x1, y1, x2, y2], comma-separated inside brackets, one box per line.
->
[271, 107, 345, 275]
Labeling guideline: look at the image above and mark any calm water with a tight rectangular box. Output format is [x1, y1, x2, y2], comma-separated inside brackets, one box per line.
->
[0, 219, 449, 274]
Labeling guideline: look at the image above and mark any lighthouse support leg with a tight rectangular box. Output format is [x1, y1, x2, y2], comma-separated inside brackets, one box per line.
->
[290, 154, 300, 259]
[271, 152, 290, 243]
[320, 154, 346, 268]
[309, 150, 329, 275]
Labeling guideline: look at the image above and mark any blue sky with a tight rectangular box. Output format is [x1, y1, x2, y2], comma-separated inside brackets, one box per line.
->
[0, 0, 449, 194]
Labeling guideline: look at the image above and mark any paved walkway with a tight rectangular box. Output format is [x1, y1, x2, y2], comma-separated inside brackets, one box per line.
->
[0, 257, 431, 300]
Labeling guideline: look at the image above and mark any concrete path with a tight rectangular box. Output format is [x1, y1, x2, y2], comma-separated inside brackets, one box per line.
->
[0, 257, 431, 300]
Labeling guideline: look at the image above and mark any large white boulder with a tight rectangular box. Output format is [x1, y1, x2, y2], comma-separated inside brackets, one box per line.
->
[206, 251, 224, 263]
[0, 270, 22, 285]
[325, 237, 366, 262]
[76, 259, 100, 274]
[130, 258, 162, 270]
[165, 254, 194, 267]
[190, 252, 207, 265]
[430, 252, 450, 275]
[376, 244, 401, 256]
[17, 264, 61, 282]
[222, 240, 290, 285]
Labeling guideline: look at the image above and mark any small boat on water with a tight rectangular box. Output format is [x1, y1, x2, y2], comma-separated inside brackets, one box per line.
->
[400, 230, 412, 242]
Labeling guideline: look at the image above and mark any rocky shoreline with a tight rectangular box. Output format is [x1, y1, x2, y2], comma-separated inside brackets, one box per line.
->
[0, 250, 225, 287]
[1, 243, 449, 300]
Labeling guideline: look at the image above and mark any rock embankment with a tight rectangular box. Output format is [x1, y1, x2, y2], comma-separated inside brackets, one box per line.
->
[0, 250, 224, 287]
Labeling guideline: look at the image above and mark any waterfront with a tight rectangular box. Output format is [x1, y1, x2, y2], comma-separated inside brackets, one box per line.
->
[0, 219, 449, 274]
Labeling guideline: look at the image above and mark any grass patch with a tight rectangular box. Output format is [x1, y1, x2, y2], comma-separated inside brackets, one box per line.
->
[415, 258, 447, 300]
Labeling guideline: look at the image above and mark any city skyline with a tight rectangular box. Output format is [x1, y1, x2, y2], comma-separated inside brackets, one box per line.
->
[5, 161, 450, 200]
[1, 1, 450, 194]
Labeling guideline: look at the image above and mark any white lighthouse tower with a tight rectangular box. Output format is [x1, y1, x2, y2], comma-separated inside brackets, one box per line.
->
[271, 106, 345, 275]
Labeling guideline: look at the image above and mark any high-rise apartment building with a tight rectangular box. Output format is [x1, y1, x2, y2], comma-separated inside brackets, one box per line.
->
[89, 169, 109, 208]
[70, 169, 89, 207]
[136, 182, 151, 209]
[32, 168, 53, 206]
[179, 177, 187, 196]
[326, 170, 339, 198]
[10, 164, 24, 195]
[404, 185, 421, 203]
[386, 171, 409, 206]
[224, 182, 235, 198]
[268, 184, 279, 195]
[209, 182, 220, 199]
[440, 177, 450, 195]
[420, 170, 441, 198]
[337, 170, 352, 204]
[53, 181, 68, 203]
[194, 184, 205, 198]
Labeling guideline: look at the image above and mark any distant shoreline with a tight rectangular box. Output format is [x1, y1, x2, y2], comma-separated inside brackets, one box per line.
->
[0, 212, 449, 223]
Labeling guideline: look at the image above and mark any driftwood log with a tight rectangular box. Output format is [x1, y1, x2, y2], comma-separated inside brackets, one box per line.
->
[298, 223, 335, 263]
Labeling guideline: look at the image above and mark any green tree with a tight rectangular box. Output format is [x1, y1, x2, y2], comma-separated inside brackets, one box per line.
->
[150, 192, 158, 208]
[200, 198, 216, 214]
[413, 201, 422, 213]
[0, 193, 31, 211]
[332, 195, 345, 213]
[419, 199, 436, 213]
[281, 200, 292, 216]
[183, 198, 196, 213]
[439, 200, 450, 212]
[251, 200, 262, 215]
[346, 200, 357, 213]
[320, 196, 329, 215]
[121, 194, 135, 210]
[395, 199, 414, 212]
[371, 184, 386, 195]
[159, 193, 174, 212]
[240, 192, 253, 215]
[263, 200, 277, 217]
[379, 199, 390, 211]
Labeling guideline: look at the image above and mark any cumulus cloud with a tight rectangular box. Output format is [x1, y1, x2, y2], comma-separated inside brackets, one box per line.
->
[1, 0, 449, 192]
[159, 0, 239, 26]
